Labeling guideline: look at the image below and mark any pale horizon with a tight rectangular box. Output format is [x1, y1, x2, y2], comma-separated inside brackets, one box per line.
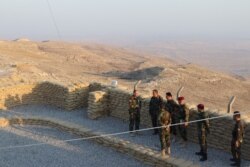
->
[1, 0, 250, 43]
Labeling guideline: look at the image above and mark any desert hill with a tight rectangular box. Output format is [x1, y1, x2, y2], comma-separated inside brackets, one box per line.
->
[129, 40, 250, 79]
[0, 40, 249, 115]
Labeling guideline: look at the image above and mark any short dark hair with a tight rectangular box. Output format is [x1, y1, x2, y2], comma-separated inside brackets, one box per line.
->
[234, 111, 241, 117]
[166, 92, 172, 97]
[133, 89, 137, 93]
[153, 89, 158, 94]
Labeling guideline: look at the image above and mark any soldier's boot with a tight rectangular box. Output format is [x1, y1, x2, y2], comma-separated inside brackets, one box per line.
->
[200, 153, 207, 161]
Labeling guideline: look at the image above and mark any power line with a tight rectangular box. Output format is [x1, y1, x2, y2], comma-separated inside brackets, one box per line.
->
[46, 0, 62, 40]
[0, 111, 246, 151]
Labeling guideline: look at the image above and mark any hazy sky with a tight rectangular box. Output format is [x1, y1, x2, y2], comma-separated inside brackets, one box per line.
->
[0, 0, 250, 42]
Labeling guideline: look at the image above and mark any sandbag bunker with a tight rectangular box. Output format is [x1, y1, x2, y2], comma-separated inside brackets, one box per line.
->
[0, 81, 249, 167]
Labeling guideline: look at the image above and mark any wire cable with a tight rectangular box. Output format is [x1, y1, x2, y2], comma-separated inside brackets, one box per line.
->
[0, 111, 247, 151]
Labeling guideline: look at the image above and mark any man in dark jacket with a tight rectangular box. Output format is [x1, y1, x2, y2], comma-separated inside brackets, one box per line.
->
[177, 96, 190, 147]
[149, 89, 163, 135]
[165, 92, 179, 142]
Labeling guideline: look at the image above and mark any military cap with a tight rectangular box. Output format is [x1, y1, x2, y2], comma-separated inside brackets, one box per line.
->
[197, 104, 205, 110]
[177, 96, 185, 101]
[234, 111, 241, 116]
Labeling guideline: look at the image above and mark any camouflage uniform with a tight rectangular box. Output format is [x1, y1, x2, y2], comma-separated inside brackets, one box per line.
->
[178, 104, 189, 141]
[158, 109, 171, 151]
[149, 96, 164, 134]
[165, 99, 179, 136]
[129, 95, 141, 131]
[231, 120, 244, 166]
[197, 110, 210, 160]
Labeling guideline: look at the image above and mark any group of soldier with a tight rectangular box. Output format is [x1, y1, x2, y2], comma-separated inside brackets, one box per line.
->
[128, 89, 244, 167]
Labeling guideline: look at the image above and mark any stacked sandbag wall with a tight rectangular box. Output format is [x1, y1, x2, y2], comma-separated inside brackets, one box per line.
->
[0, 82, 249, 160]
[87, 91, 108, 119]
[108, 88, 131, 121]
[0, 82, 90, 110]
[65, 83, 90, 110]
[0, 84, 37, 109]
[106, 87, 250, 160]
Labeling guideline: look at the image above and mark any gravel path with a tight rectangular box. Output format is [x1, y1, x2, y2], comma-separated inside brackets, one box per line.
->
[0, 125, 150, 167]
[1, 105, 250, 167]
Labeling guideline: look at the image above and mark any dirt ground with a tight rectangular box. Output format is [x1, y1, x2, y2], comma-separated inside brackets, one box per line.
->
[0, 39, 250, 115]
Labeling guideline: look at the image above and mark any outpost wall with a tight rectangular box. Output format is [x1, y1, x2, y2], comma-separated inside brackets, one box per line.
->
[0, 81, 249, 160]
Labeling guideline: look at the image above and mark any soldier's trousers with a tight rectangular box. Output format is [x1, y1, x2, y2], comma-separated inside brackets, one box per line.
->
[150, 114, 159, 133]
[231, 139, 241, 164]
[159, 130, 170, 150]
[198, 131, 207, 154]
[179, 125, 188, 141]
[129, 112, 140, 131]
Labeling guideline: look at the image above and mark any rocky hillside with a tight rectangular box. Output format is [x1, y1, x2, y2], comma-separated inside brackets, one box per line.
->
[0, 39, 249, 114]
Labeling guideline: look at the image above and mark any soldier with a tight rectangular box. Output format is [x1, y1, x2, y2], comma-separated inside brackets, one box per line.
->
[128, 90, 142, 135]
[149, 89, 163, 135]
[165, 92, 179, 142]
[177, 96, 189, 147]
[158, 108, 172, 158]
[195, 104, 210, 161]
[231, 111, 244, 167]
